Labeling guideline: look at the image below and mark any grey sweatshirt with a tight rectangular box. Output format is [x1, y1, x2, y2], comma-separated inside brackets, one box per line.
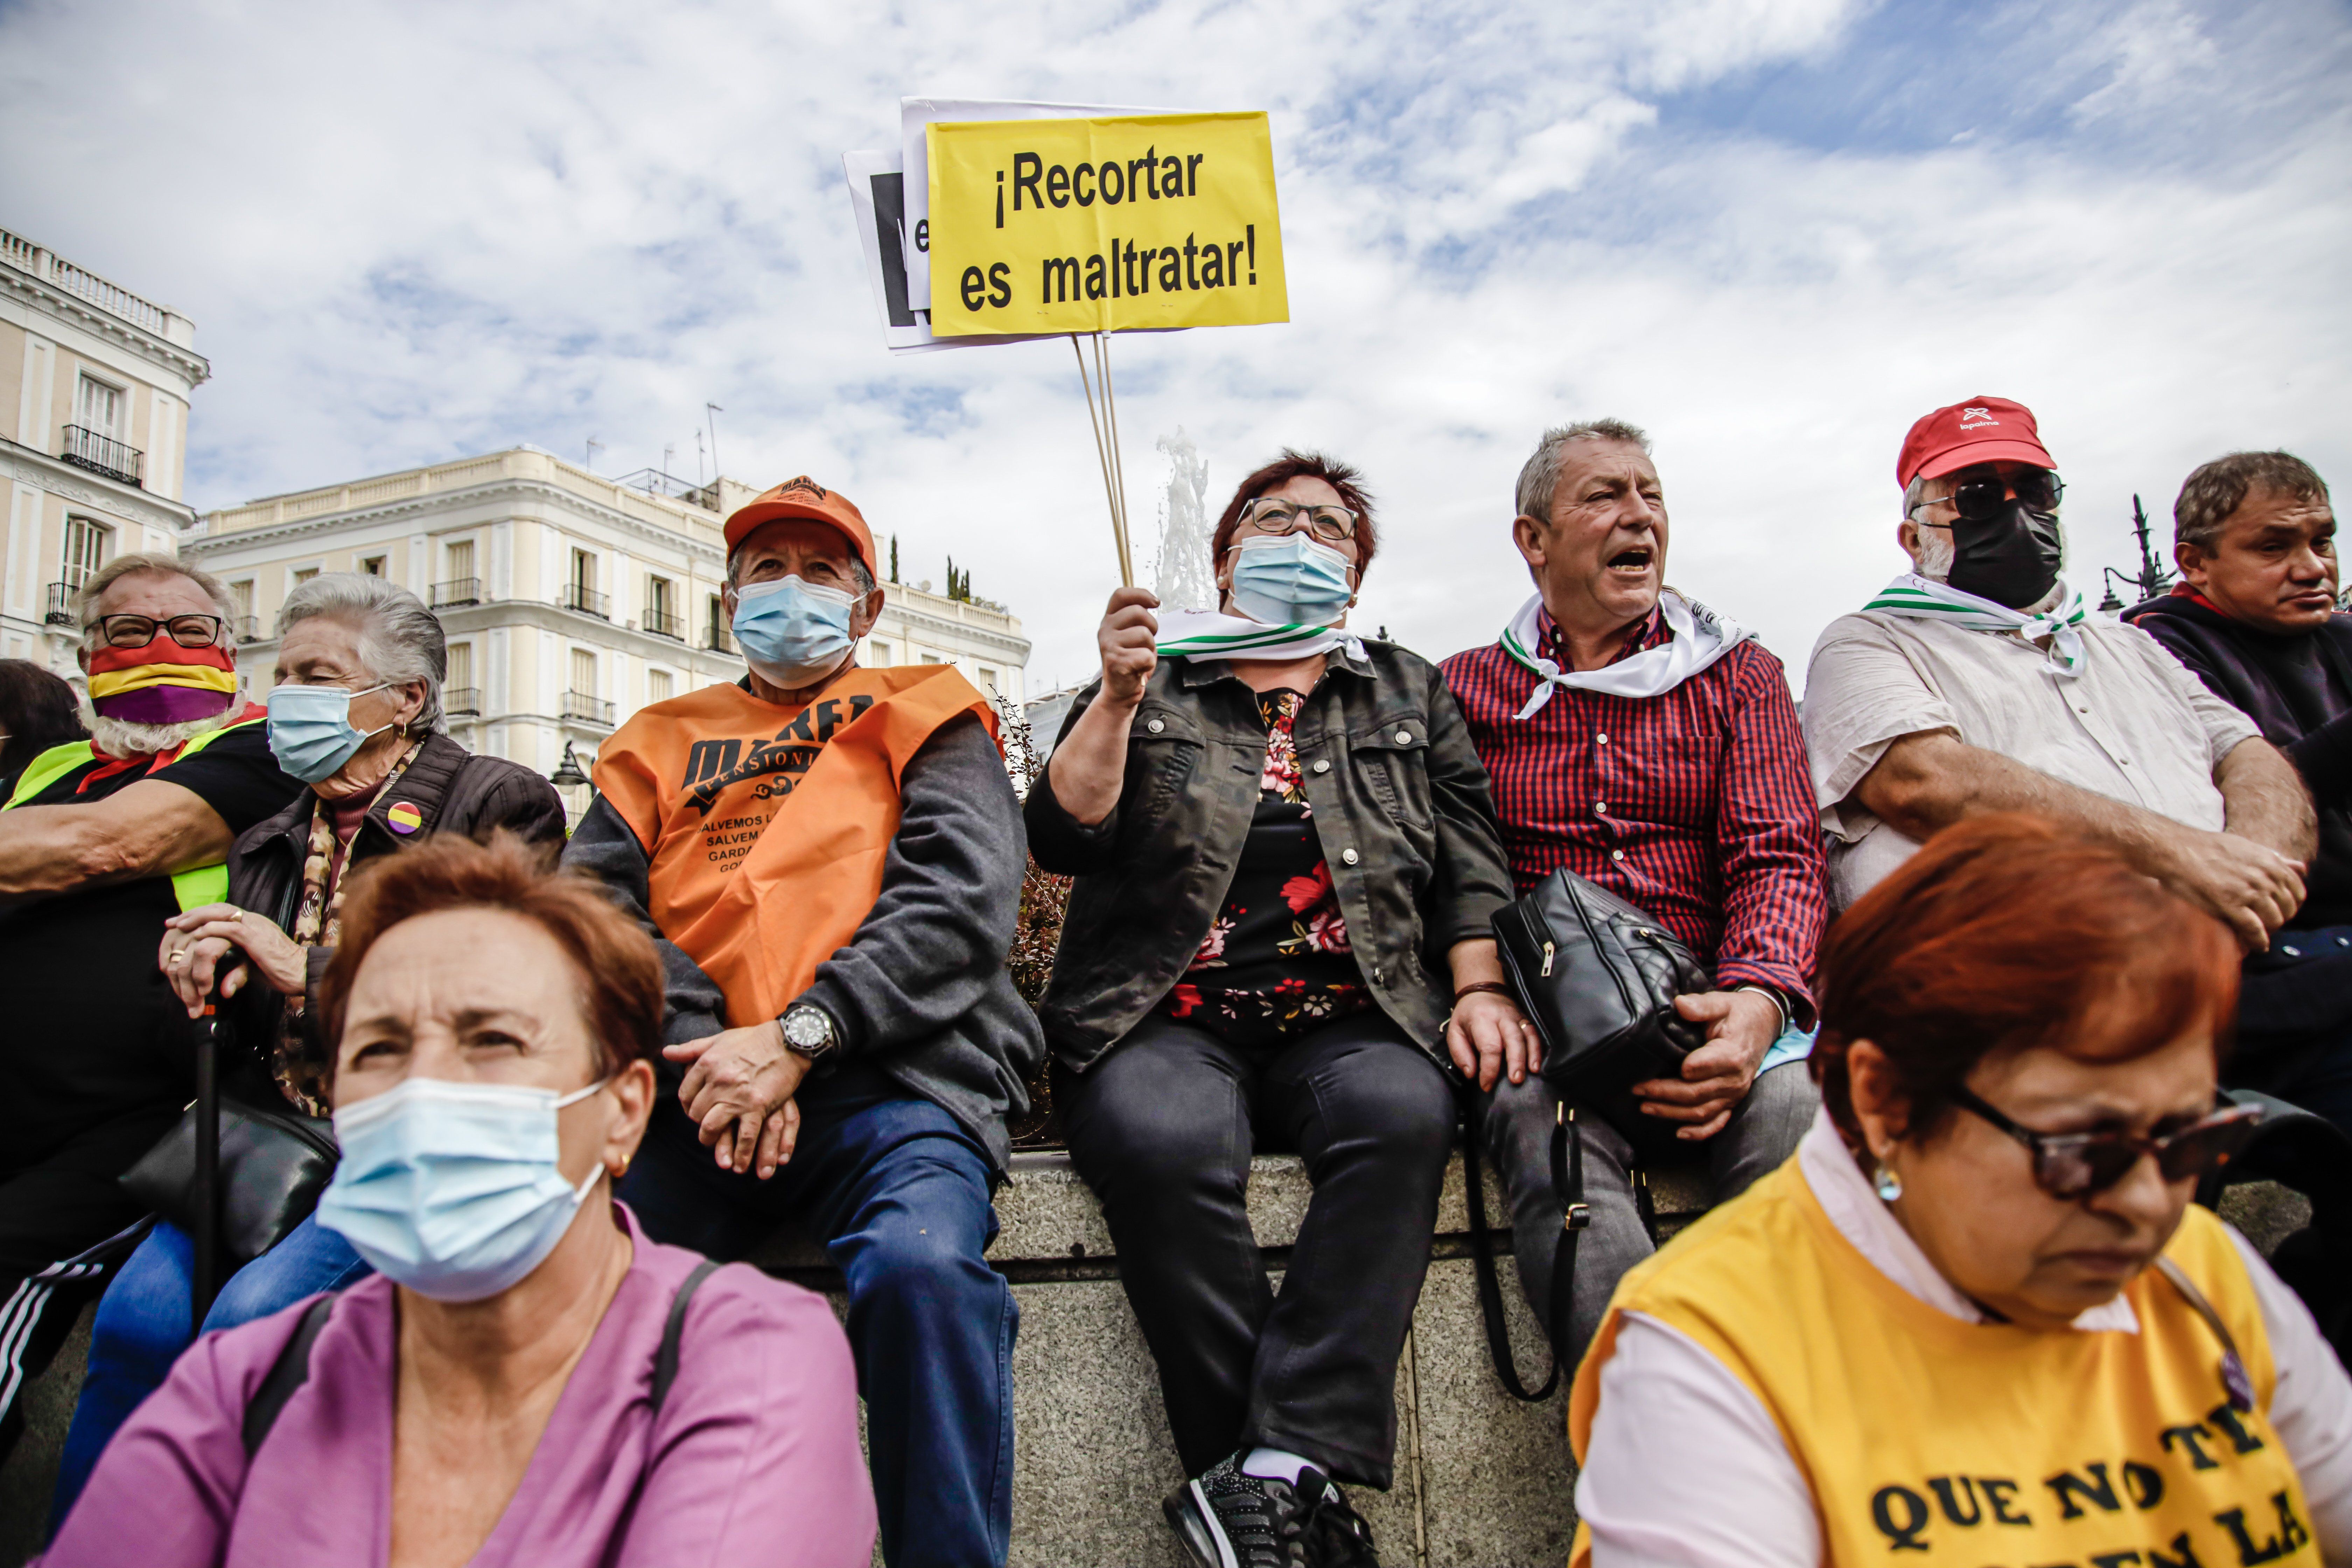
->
[562, 712, 1044, 1172]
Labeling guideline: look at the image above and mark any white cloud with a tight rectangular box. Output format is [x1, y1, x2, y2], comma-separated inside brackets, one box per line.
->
[2, 0, 2344, 698]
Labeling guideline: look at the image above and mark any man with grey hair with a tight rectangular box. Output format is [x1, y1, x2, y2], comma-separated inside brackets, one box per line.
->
[1804, 397, 2314, 946]
[0, 553, 302, 1461]
[1441, 419, 1827, 1371]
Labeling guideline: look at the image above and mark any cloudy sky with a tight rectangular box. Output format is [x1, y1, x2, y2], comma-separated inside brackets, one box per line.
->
[5, 0, 2346, 693]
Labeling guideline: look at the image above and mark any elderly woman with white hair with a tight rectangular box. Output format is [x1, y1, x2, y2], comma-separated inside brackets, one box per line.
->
[49, 572, 567, 1522]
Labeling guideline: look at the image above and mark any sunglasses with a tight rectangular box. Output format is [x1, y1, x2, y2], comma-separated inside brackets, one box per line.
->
[90, 612, 228, 650]
[1912, 467, 2065, 523]
[1949, 1084, 2262, 1200]
[1236, 497, 1359, 544]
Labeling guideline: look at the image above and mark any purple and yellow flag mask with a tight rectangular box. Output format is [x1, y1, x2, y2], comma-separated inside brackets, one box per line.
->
[86, 636, 240, 723]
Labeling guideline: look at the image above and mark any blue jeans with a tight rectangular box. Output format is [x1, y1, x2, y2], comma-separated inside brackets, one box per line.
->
[620, 1063, 1015, 1568]
[51, 1213, 371, 1524]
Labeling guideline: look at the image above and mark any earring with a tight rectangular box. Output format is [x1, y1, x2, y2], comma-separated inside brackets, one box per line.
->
[1873, 1161, 1903, 1203]
[612, 1154, 631, 1179]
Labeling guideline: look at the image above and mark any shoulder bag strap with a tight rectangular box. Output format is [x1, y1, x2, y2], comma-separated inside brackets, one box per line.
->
[1460, 1089, 1588, 1403]
[241, 1292, 338, 1456]
[652, 1258, 722, 1413]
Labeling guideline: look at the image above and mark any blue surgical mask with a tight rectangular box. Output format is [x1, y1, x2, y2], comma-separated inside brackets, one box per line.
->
[1227, 533, 1356, 628]
[315, 1075, 610, 1303]
[266, 681, 393, 784]
[732, 574, 861, 688]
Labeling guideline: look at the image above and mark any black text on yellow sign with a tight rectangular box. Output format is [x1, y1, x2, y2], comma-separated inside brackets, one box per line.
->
[926, 112, 1287, 337]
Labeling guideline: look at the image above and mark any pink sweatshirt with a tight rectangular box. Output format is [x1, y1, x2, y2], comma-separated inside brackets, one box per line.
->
[42, 1205, 875, 1567]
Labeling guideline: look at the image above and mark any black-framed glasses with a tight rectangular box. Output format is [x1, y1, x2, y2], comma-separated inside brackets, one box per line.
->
[89, 612, 227, 650]
[1236, 497, 1358, 544]
[1911, 467, 2065, 524]
[1948, 1083, 2262, 1200]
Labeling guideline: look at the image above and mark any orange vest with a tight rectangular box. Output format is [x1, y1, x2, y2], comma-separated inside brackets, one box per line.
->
[591, 666, 998, 1026]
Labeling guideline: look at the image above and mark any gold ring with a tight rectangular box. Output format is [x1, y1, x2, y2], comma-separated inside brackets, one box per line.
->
[169, 951, 188, 965]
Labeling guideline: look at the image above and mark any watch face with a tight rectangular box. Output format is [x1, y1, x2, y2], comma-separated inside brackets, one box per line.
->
[785, 1008, 829, 1051]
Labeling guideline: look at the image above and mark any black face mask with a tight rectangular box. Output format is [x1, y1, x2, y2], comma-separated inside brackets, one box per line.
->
[1947, 503, 2064, 609]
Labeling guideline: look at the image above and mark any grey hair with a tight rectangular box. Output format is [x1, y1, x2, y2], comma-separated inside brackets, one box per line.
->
[277, 573, 447, 734]
[76, 552, 238, 642]
[1514, 419, 1654, 520]
[1902, 473, 1929, 521]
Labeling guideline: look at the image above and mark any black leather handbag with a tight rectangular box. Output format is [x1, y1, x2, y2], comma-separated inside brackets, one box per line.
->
[1492, 867, 1712, 1148]
[120, 1093, 337, 1266]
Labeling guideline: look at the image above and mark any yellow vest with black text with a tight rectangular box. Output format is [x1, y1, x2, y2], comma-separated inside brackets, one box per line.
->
[1, 713, 269, 911]
[1568, 1158, 2318, 1567]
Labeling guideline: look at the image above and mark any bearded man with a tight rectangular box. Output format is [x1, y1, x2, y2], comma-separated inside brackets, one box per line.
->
[0, 554, 302, 1460]
[1802, 397, 2314, 940]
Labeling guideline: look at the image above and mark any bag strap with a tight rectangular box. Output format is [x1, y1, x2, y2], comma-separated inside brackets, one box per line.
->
[1460, 1090, 1587, 1404]
[242, 1292, 337, 1456]
[652, 1258, 722, 1413]
[241, 1256, 724, 1457]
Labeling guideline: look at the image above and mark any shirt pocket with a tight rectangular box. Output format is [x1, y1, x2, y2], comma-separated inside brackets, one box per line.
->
[1353, 713, 1435, 831]
[1120, 702, 1205, 848]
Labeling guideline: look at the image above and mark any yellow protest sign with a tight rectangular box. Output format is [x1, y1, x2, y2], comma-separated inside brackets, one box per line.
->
[925, 112, 1287, 337]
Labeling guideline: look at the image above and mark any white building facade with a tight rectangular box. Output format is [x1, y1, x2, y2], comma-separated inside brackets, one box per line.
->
[1, 225, 207, 667]
[182, 448, 1031, 792]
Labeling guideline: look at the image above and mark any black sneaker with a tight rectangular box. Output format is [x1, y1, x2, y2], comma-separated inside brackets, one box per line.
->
[1163, 1454, 1381, 1568]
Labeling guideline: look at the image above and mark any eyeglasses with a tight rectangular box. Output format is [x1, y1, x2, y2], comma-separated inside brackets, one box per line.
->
[1948, 1084, 2262, 1200]
[1910, 467, 2065, 524]
[1235, 497, 1358, 544]
[89, 613, 228, 650]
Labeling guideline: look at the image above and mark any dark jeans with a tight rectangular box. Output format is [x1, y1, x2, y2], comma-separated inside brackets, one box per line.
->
[1479, 1060, 1818, 1366]
[1060, 1009, 1454, 1490]
[619, 1063, 1015, 1568]
[2233, 931, 2352, 1145]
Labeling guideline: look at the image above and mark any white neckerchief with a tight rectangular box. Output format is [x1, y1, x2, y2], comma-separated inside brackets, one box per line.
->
[1498, 589, 1751, 719]
[1863, 573, 2092, 679]
[1796, 1107, 2139, 1331]
[1155, 608, 1365, 664]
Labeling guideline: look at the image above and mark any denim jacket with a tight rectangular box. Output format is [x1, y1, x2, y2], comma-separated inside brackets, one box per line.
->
[1026, 639, 1514, 1072]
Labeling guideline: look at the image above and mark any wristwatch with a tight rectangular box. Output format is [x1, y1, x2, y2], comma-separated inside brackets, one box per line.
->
[780, 1002, 838, 1062]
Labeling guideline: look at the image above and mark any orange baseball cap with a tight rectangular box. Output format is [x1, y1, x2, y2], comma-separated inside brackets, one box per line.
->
[723, 476, 878, 579]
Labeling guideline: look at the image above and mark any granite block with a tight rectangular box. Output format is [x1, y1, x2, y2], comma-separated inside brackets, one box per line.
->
[2219, 1180, 2314, 1256]
[0, 1300, 92, 1567]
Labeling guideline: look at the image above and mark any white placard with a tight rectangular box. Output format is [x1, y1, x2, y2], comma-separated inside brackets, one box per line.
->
[840, 150, 1039, 355]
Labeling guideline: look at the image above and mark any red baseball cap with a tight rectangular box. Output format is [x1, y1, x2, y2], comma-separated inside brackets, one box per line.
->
[1896, 396, 2058, 488]
[723, 476, 878, 579]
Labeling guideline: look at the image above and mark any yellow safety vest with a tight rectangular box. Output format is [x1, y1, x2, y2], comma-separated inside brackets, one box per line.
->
[1569, 1158, 2319, 1567]
[2, 714, 271, 911]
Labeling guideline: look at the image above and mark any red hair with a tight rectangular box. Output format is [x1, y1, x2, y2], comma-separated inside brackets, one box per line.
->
[317, 832, 663, 1079]
[1210, 450, 1380, 576]
[1812, 814, 2239, 1148]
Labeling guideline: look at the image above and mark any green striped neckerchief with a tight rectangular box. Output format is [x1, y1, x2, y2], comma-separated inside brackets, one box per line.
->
[1154, 608, 1366, 663]
[1863, 574, 2091, 678]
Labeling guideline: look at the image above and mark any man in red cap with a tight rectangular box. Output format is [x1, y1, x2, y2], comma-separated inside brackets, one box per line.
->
[565, 477, 1041, 1568]
[1802, 397, 2314, 948]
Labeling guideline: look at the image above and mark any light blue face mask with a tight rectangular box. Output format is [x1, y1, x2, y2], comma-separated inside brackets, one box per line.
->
[732, 574, 861, 688]
[314, 1075, 610, 1303]
[266, 681, 393, 784]
[1226, 533, 1356, 628]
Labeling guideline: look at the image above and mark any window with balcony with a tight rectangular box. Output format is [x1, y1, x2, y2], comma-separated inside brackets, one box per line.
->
[444, 642, 478, 715]
[433, 539, 480, 608]
[230, 580, 258, 643]
[564, 548, 608, 618]
[644, 575, 680, 639]
[46, 516, 109, 626]
[705, 593, 732, 654]
[63, 376, 141, 486]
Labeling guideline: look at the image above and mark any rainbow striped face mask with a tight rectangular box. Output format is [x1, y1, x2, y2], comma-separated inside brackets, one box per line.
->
[86, 636, 240, 723]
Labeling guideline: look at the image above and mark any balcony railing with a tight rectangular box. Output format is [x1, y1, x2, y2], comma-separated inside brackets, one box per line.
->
[561, 583, 609, 619]
[561, 690, 615, 725]
[431, 578, 481, 609]
[444, 686, 482, 716]
[705, 620, 734, 654]
[45, 581, 76, 628]
[642, 605, 683, 640]
[60, 426, 144, 488]
[236, 615, 260, 643]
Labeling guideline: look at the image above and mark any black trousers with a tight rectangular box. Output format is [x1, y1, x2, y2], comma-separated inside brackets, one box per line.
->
[1060, 1009, 1454, 1490]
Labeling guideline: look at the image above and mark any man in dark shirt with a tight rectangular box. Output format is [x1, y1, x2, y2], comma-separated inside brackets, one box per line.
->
[0, 555, 303, 1460]
[1441, 419, 1828, 1365]
[2124, 451, 2352, 1140]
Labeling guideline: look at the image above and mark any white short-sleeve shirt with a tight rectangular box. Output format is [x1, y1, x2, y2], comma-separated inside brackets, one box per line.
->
[1801, 610, 2259, 908]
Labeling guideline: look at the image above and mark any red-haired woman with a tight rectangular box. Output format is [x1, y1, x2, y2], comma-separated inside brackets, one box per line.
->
[1567, 814, 2352, 1566]
[1028, 451, 1524, 1565]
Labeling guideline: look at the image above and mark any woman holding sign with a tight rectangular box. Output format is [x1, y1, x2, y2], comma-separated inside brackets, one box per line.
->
[1027, 452, 1524, 1568]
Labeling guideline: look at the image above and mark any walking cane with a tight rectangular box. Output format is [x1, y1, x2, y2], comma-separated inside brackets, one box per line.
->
[191, 1005, 224, 1336]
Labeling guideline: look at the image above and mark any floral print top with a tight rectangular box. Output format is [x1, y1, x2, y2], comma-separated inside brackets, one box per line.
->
[1164, 689, 1371, 1045]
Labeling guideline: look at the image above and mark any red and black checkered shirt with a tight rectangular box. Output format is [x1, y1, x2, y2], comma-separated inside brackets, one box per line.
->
[1440, 604, 1828, 1020]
